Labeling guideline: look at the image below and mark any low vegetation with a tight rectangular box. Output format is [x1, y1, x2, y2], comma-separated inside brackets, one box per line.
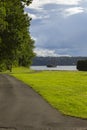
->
[2, 67, 33, 74]
[11, 68, 87, 119]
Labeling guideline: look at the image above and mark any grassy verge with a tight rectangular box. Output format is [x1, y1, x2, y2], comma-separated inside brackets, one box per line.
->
[11, 68, 87, 119]
[2, 67, 33, 74]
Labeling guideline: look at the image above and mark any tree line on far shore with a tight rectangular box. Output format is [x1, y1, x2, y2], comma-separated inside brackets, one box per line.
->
[32, 57, 87, 71]
[0, 0, 35, 72]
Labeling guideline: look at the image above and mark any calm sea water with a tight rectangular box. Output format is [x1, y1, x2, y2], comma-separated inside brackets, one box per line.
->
[31, 66, 77, 71]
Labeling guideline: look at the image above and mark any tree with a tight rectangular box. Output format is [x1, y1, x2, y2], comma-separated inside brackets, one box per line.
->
[21, 0, 32, 5]
[0, 2, 6, 30]
[18, 35, 35, 67]
[0, 0, 34, 71]
[77, 60, 87, 71]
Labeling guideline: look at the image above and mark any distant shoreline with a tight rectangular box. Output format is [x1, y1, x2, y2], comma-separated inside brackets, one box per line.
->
[31, 65, 77, 71]
[32, 56, 87, 66]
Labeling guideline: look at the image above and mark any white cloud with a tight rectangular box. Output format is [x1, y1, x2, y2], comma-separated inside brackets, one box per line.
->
[25, 11, 50, 20]
[31, 36, 37, 42]
[27, 12, 37, 19]
[34, 48, 70, 57]
[34, 48, 58, 57]
[63, 7, 84, 17]
[29, 0, 82, 10]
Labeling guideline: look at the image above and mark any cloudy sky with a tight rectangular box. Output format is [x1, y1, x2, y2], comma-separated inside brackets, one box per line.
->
[25, 0, 87, 57]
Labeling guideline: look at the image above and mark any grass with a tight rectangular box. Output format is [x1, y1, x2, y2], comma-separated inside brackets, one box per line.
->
[2, 66, 33, 74]
[11, 67, 87, 119]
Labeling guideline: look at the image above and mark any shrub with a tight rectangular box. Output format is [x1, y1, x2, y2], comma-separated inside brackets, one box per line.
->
[77, 60, 87, 71]
[0, 63, 6, 72]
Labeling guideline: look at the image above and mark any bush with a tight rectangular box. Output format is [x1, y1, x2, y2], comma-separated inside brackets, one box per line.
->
[77, 60, 87, 71]
[0, 63, 6, 72]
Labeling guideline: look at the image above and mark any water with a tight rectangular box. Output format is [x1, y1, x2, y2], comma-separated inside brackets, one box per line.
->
[31, 66, 77, 71]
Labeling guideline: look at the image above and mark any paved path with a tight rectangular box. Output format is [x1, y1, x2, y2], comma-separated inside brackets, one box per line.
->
[0, 74, 87, 130]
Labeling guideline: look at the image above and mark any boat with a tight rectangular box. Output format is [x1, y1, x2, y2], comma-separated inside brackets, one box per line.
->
[46, 57, 57, 67]
[46, 64, 57, 67]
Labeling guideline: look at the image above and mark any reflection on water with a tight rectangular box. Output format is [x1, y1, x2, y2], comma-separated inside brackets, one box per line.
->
[31, 66, 77, 71]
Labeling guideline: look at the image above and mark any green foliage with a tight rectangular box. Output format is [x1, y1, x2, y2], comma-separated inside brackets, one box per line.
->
[0, 0, 35, 71]
[77, 60, 87, 71]
[0, 62, 6, 72]
[0, 1, 7, 32]
[18, 38, 35, 67]
[12, 70, 87, 118]
[21, 0, 33, 5]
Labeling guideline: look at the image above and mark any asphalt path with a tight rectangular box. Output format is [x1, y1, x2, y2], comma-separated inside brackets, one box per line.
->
[0, 74, 87, 130]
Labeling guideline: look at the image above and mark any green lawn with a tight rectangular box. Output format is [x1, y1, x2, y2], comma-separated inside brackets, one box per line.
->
[3, 67, 33, 74]
[11, 68, 87, 118]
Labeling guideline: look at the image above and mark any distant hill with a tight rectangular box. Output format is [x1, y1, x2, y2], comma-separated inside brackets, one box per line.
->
[32, 56, 87, 66]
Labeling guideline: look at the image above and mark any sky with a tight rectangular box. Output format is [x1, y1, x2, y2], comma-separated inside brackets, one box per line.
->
[25, 0, 87, 57]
